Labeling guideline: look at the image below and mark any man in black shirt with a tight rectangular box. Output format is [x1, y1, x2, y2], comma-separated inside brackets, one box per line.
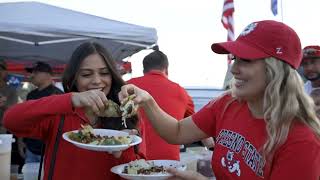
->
[21, 61, 63, 163]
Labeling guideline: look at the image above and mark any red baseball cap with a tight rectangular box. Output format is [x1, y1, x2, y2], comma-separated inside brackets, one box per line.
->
[302, 45, 320, 61]
[211, 20, 302, 69]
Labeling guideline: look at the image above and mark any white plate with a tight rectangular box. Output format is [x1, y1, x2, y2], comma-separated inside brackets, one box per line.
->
[62, 129, 142, 152]
[111, 160, 187, 180]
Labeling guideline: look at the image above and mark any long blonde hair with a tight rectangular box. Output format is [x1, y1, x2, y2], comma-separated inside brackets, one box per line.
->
[227, 57, 320, 162]
[262, 57, 320, 161]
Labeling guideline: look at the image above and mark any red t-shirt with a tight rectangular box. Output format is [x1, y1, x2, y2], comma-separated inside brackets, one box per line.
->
[128, 71, 194, 160]
[192, 93, 320, 179]
[4, 93, 144, 180]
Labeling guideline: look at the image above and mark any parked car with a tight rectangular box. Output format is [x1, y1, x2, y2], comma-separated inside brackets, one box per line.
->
[185, 87, 225, 112]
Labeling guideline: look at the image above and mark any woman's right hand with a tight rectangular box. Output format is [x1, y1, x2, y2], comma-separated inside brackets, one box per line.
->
[119, 84, 152, 107]
[107, 129, 139, 158]
[71, 89, 108, 115]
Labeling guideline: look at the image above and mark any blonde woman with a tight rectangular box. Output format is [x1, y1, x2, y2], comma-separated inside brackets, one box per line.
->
[119, 20, 320, 180]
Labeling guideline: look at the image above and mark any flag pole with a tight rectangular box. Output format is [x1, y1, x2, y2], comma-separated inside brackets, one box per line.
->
[221, 0, 235, 90]
[280, 0, 284, 22]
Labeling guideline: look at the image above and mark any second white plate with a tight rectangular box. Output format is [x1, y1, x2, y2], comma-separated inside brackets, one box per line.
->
[111, 160, 187, 180]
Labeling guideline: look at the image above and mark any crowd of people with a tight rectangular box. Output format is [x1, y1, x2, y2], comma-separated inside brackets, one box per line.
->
[1, 19, 320, 179]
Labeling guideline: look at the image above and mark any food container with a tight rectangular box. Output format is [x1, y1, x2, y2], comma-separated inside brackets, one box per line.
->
[180, 151, 200, 171]
[186, 146, 215, 177]
[197, 151, 215, 178]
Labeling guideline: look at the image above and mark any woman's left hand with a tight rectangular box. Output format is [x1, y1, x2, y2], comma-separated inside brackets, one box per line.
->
[119, 84, 152, 107]
[108, 129, 139, 158]
[166, 168, 209, 180]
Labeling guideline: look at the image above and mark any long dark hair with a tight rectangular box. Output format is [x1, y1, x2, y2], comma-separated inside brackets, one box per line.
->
[62, 41, 138, 130]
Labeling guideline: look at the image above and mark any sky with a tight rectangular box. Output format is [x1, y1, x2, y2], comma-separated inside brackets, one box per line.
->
[1, 0, 320, 88]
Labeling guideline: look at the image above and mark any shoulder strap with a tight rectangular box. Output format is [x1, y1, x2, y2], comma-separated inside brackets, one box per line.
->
[47, 115, 65, 180]
[37, 144, 45, 180]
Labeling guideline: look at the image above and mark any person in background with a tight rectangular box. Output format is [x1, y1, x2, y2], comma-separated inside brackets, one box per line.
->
[0, 60, 17, 134]
[119, 20, 320, 179]
[310, 88, 320, 118]
[4, 42, 143, 180]
[0, 59, 23, 171]
[128, 50, 195, 160]
[19, 61, 63, 163]
[300, 45, 320, 94]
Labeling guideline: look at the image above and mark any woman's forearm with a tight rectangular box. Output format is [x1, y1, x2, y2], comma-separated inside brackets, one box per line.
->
[142, 96, 182, 144]
[4, 93, 72, 135]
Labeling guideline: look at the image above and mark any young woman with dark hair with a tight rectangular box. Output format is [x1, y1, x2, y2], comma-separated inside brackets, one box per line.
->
[4, 41, 142, 180]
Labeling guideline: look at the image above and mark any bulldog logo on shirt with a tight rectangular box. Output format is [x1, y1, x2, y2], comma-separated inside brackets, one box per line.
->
[216, 129, 265, 177]
[221, 150, 241, 176]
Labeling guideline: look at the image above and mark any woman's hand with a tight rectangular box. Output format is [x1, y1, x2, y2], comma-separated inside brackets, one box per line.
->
[119, 84, 151, 107]
[71, 89, 108, 115]
[121, 129, 139, 136]
[166, 168, 209, 180]
[108, 129, 139, 158]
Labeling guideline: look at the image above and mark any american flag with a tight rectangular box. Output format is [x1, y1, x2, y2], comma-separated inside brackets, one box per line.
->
[221, 0, 235, 42]
[271, 0, 278, 16]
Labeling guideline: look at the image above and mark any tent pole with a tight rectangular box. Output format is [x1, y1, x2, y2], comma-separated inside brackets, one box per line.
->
[0, 36, 34, 45]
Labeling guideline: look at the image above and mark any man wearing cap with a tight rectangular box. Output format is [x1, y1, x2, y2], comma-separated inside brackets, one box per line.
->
[21, 61, 63, 163]
[300, 45, 320, 94]
[0, 60, 18, 134]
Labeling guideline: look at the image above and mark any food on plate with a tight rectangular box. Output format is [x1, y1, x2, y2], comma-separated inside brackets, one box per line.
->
[120, 94, 138, 128]
[101, 100, 122, 117]
[85, 95, 138, 128]
[122, 159, 173, 175]
[87, 99, 121, 117]
[68, 124, 132, 145]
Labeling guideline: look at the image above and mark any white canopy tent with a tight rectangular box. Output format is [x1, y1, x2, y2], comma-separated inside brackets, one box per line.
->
[0, 1, 158, 65]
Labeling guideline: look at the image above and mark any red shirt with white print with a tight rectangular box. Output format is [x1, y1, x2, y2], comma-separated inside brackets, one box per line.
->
[192, 93, 320, 180]
[128, 70, 194, 160]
